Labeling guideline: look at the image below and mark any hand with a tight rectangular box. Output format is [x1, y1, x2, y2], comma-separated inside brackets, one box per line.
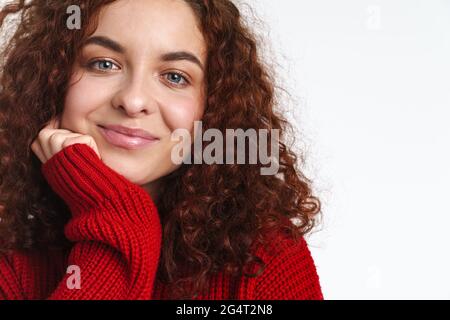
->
[31, 116, 101, 164]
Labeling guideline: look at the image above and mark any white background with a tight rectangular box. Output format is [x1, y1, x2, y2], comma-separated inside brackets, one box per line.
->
[1, 0, 450, 299]
[246, 0, 450, 299]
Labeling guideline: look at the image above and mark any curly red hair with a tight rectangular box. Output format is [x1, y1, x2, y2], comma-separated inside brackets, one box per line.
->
[0, 0, 321, 299]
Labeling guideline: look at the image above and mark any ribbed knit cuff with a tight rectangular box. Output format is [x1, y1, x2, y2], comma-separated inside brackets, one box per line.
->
[41, 143, 141, 217]
[37, 143, 161, 300]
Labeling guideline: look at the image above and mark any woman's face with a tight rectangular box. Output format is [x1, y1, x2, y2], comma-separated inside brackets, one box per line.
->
[61, 0, 207, 197]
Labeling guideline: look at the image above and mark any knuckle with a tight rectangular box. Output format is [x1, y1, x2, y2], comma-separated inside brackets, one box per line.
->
[37, 129, 47, 139]
[48, 132, 58, 144]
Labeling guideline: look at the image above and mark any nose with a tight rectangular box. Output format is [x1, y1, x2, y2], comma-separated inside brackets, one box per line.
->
[111, 72, 157, 117]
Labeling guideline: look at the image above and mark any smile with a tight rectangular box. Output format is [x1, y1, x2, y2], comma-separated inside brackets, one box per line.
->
[98, 125, 160, 150]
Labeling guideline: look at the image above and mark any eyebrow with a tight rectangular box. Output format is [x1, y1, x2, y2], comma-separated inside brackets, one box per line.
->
[83, 35, 205, 72]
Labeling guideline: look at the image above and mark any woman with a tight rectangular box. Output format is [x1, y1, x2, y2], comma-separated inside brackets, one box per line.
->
[0, 0, 323, 299]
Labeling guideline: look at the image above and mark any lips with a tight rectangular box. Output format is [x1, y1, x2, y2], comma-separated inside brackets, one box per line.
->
[100, 124, 157, 140]
[98, 124, 159, 150]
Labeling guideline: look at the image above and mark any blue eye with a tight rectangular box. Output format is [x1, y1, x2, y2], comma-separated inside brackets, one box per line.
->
[87, 59, 120, 72]
[85, 60, 189, 87]
[165, 71, 190, 87]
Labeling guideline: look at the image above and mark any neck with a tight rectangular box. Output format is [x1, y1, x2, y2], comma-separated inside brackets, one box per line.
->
[142, 179, 163, 203]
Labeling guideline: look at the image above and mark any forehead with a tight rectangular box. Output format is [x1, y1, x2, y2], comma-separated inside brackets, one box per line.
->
[92, 0, 206, 61]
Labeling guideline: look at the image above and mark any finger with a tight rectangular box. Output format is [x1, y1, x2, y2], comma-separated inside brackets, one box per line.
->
[33, 130, 72, 163]
[31, 139, 45, 163]
[46, 131, 82, 159]
[38, 126, 73, 148]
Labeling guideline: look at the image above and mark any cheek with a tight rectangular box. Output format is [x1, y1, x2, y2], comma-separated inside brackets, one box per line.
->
[160, 95, 204, 133]
[62, 74, 111, 128]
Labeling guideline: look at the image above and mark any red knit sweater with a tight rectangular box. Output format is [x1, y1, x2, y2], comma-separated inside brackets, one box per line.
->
[0, 143, 323, 300]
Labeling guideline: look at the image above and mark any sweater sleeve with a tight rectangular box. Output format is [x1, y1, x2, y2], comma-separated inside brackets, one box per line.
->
[2, 143, 162, 300]
[0, 252, 25, 299]
[244, 235, 324, 300]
